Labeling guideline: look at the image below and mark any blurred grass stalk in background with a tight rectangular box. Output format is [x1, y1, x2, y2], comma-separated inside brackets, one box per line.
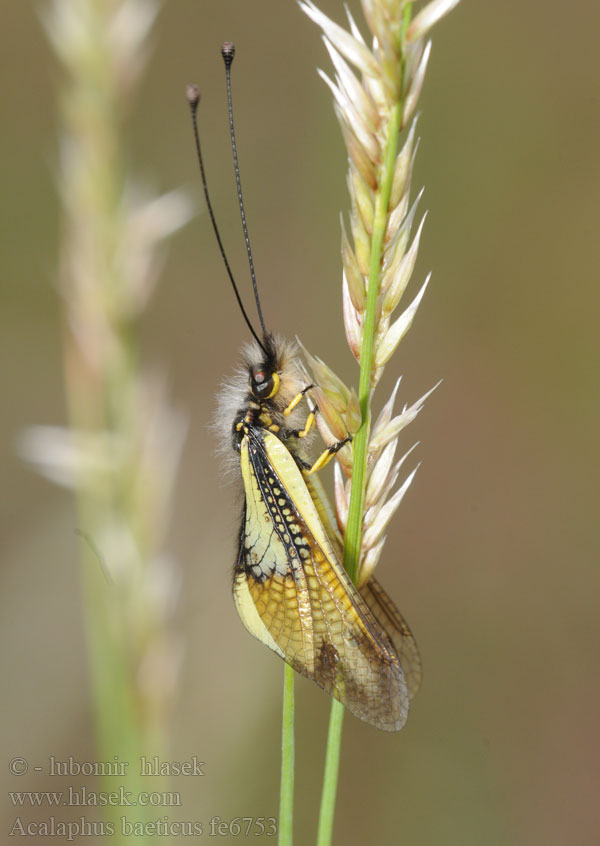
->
[22, 0, 191, 841]
[298, 1, 461, 842]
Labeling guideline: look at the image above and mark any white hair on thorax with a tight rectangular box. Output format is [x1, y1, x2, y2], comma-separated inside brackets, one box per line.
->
[213, 335, 314, 483]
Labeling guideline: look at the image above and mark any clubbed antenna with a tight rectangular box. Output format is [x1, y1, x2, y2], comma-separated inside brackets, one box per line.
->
[221, 42, 269, 339]
[186, 83, 267, 354]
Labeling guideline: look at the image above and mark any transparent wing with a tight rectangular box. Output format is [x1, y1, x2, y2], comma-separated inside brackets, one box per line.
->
[234, 429, 409, 731]
[304, 458, 421, 698]
[359, 577, 422, 699]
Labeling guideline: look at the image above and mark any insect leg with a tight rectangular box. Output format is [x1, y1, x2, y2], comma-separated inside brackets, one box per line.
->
[286, 390, 352, 466]
[283, 411, 316, 441]
[308, 435, 353, 475]
[296, 411, 316, 438]
[282, 384, 317, 438]
[283, 384, 316, 416]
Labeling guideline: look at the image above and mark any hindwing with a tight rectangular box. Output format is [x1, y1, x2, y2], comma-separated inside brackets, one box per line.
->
[359, 578, 422, 700]
[305, 464, 422, 700]
[233, 427, 409, 731]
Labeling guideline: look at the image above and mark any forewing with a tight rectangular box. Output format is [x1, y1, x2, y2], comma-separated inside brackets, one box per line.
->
[303, 471, 343, 556]
[360, 577, 422, 699]
[234, 441, 314, 672]
[234, 429, 409, 731]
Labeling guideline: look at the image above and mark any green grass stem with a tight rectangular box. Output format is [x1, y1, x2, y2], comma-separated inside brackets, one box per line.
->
[279, 663, 296, 845]
[316, 92, 406, 846]
[316, 700, 345, 845]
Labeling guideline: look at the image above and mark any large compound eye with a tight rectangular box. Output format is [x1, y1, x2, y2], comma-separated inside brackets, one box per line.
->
[251, 365, 279, 398]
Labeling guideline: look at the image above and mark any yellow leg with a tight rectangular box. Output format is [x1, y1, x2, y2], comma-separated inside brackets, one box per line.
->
[308, 436, 352, 475]
[296, 412, 315, 439]
[283, 385, 350, 469]
[283, 384, 315, 416]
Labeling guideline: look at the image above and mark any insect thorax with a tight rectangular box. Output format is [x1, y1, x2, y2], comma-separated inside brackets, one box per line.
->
[232, 395, 287, 450]
[228, 336, 310, 462]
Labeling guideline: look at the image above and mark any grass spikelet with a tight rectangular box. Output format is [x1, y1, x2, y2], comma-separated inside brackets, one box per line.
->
[299, 1, 461, 842]
[23, 1, 193, 840]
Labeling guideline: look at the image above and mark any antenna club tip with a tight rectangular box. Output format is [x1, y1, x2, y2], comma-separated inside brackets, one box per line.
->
[186, 84, 200, 109]
[221, 41, 235, 66]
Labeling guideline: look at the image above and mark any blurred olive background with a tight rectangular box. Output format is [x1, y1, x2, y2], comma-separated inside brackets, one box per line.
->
[2, 1, 599, 844]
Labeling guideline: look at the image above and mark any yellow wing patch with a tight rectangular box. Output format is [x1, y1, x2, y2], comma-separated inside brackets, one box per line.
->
[234, 429, 409, 731]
